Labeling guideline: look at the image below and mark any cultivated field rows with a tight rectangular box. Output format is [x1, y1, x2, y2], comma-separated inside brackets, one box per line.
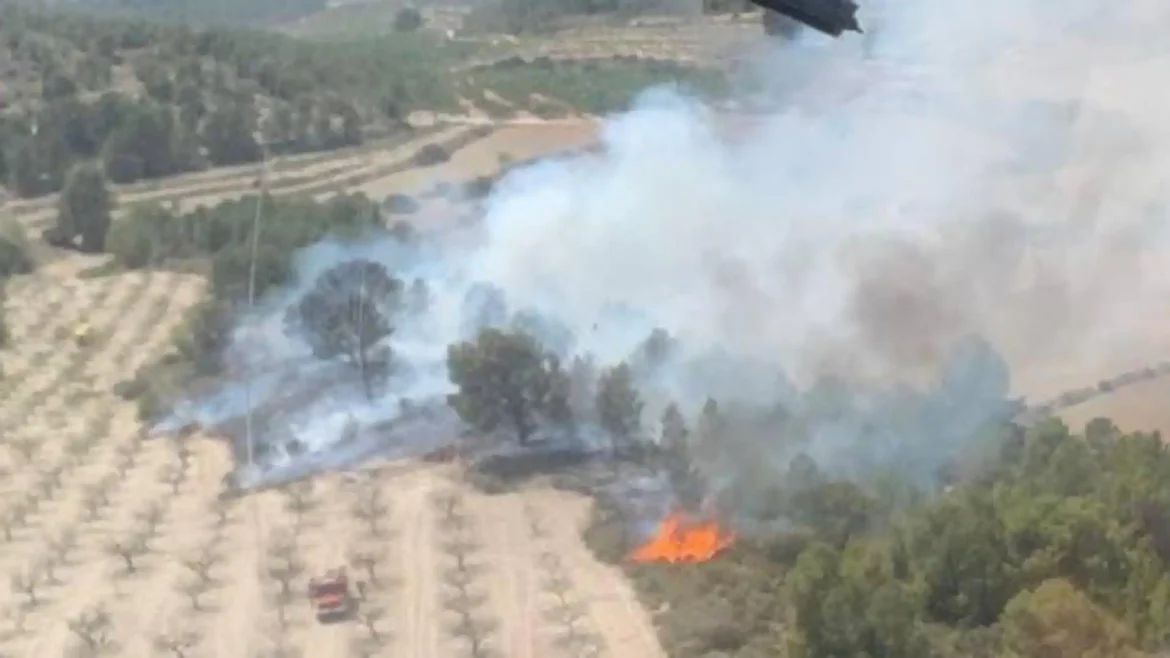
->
[463, 23, 758, 70]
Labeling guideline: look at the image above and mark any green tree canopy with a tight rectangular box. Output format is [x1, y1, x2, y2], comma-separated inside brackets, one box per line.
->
[446, 327, 570, 443]
[55, 162, 113, 252]
[285, 259, 402, 399]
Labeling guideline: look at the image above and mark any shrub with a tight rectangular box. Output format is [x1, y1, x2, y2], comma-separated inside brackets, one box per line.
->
[383, 193, 420, 215]
[0, 222, 35, 277]
[393, 7, 423, 32]
[412, 144, 450, 167]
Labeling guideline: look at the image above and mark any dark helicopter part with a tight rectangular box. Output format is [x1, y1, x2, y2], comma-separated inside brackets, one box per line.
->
[749, 0, 862, 37]
[762, 10, 804, 39]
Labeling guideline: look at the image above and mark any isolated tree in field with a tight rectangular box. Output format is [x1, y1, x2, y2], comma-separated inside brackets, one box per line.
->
[181, 576, 210, 612]
[394, 7, 423, 31]
[595, 362, 644, 448]
[137, 502, 166, 535]
[283, 479, 315, 527]
[55, 163, 112, 252]
[0, 507, 22, 541]
[181, 545, 219, 588]
[82, 480, 113, 521]
[153, 630, 197, 658]
[285, 259, 403, 400]
[446, 327, 568, 444]
[0, 221, 34, 278]
[267, 554, 304, 601]
[358, 603, 387, 641]
[67, 605, 113, 656]
[160, 462, 185, 494]
[106, 535, 147, 574]
[49, 528, 78, 564]
[10, 436, 39, 463]
[348, 548, 382, 586]
[352, 494, 390, 538]
[10, 568, 41, 607]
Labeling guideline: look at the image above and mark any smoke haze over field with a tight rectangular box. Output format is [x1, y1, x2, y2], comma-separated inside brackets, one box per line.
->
[166, 0, 1170, 496]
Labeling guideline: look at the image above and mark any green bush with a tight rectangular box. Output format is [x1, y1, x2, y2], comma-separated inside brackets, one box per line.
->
[0, 223, 35, 351]
[412, 143, 450, 167]
[393, 7, 423, 32]
[0, 222, 35, 277]
[0, 290, 10, 349]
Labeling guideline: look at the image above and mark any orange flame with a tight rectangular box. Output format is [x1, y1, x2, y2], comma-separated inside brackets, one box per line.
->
[629, 511, 735, 564]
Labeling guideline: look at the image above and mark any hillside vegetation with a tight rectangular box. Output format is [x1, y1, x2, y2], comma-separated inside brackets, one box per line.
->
[0, 2, 730, 202]
[583, 412, 1170, 658]
[22, 0, 330, 27]
[0, 3, 470, 198]
[93, 173, 1170, 658]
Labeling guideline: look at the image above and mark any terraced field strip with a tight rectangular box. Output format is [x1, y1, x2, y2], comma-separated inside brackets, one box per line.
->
[1, 127, 445, 220]
[7, 123, 495, 229]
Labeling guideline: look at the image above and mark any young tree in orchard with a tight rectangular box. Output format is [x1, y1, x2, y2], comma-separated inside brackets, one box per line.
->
[446, 328, 570, 444]
[285, 259, 403, 400]
[595, 361, 644, 451]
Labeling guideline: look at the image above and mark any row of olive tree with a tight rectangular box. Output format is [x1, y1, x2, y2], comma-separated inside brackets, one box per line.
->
[2, 88, 364, 198]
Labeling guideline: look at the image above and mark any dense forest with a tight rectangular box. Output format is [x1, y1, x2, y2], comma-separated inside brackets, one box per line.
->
[0, 3, 466, 198]
[21, 0, 329, 27]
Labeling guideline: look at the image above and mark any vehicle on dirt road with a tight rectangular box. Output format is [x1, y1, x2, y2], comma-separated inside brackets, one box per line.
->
[308, 567, 356, 623]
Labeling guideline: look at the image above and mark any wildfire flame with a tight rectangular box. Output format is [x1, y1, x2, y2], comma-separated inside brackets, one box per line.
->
[629, 511, 735, 564]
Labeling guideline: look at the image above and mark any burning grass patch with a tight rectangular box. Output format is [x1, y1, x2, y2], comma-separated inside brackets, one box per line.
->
[583, 496, 799, 658]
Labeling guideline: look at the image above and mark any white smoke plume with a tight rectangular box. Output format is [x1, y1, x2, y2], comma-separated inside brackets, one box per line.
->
[162, 0, 1170, 498]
